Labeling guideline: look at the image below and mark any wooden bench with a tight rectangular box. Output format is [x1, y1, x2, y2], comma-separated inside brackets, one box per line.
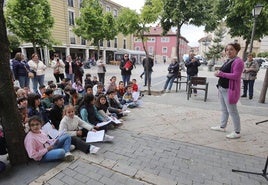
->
[173, 72, 188, 92]
[187, 77, 209, 102]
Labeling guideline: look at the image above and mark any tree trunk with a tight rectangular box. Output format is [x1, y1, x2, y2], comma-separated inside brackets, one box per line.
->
[33, 41, 37, 54]
[242, 40, 249, 61]
[258, 68, 268, 103]
[141, 32, 151, 95]
[0, 0, 28, 165]
[176, 24, 182, 71]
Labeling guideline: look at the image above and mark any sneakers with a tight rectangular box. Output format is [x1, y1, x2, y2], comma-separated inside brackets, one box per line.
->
[64, 152, 74, 162]
[166, 90, 171, 93]
[70, 145, 75, 151]
[226, 132, 241, 139]
[89, 145, 100, 154]
[210, 125, 226, 132]
[104, 134, 114, 142]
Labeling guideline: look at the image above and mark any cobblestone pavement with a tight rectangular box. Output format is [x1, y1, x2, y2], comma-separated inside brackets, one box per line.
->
[2, 63, 268, 185]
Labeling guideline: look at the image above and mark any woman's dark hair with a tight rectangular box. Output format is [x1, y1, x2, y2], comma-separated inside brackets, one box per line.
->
[28, 116, 42, 126]
[17, 97, 27, 104]
[27, 93, 41, 108]
[225, 43, 241, 52]
[95, 94, 108, 109]
[83, 94, 95, 106]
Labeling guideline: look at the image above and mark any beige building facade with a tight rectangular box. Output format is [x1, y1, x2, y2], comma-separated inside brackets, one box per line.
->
[19, 0, 132, 64]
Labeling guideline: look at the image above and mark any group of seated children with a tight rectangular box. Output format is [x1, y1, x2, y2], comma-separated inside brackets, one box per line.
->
[10, 73, 143, 164]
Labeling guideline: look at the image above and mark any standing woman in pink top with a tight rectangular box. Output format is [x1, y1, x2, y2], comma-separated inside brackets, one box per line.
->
[24, 116, 74, 162]
[211, 43, 244, 139]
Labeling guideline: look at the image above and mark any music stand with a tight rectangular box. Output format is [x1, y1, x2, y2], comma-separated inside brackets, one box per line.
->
[232, 156, 268, 181]
[232, 120, 268, 181]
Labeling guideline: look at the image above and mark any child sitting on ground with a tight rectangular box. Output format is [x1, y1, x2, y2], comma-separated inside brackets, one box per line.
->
[123, 85, 140, 108]
[24, 116, 74, 162]
[59, 105, 100, 154]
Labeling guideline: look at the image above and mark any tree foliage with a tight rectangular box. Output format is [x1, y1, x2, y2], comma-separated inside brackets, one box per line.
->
[74, 0, 117, 55]
[205, 25, 226, 62]
[5, 0, 54, 53]
[160, 0, 217, 61]
[116, 0, 162, 94]
[7, 34, 20, 52]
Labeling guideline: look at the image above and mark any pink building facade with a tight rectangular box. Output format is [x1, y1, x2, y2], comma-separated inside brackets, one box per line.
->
[133, 26, 189, 63]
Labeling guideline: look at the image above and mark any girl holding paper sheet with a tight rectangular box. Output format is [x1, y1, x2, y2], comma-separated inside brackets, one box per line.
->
[24, 116, 74, 162]
[59, 105, 100, 154]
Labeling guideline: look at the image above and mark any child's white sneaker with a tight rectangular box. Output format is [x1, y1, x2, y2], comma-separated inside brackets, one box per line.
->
[104, 134, 114, 142]
[64, 152, 74, 162]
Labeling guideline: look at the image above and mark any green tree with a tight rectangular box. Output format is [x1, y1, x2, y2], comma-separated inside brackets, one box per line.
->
[116, 0, 162, 94]
[205, 25, 226, 63]
[7, 34, 20, 52]
[5, 0, 54, 53]
[74, 0, 117, 57]
[160, 0, 218, 63]
[222, 0, 268, 60]
[0, 0, 28, 165]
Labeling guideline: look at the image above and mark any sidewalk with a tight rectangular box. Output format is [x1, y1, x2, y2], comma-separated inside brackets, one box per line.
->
[1, 63, 267, 184]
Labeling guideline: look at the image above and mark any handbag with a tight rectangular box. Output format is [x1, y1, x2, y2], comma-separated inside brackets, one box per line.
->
[167, 73, 174, 78]
[28, 72, 35, 78]
[103, 66, 106, 72]
[24, 65, 35, 78]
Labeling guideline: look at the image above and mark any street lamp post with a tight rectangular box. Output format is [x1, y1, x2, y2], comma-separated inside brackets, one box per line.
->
[249, 4, 263, 53]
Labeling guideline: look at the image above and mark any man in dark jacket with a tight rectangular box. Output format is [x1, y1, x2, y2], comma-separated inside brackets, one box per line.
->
[142, 56, 154, 86]
[185, 53, 201, 94]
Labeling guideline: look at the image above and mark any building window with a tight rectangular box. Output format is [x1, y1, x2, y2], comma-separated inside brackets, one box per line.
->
[81, 38, 86, 45]
[106, 6, 110, 12]
[107, 40, 110, 47]
[149, 46, 153, 54]
[148, 37, 155, 42]
[113, 9, 118, 17]
[134, 38, 141, 42]
[69, 11, 75, 25]
[68, 0, 74, 7]
[123, 39, 126, 49]
[79, 0, 83, 8]
[70, 37, 76, 44]
[162, 47, 167, 53]
[114, 38, 117, 48]
[99, 40, 103, 47]
[161, 37, 169, 42]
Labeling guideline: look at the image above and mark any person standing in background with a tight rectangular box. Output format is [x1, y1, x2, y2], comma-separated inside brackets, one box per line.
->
[211, 43, 244, 139]
[65, 55, 76, 84]
[12, 52, 30, 88]
[28, 53, 47, 93]
[142, 56, 154, 87]
[51, 53, 65, 83]
[241, 53, 259, 100]
[119, 54, 133, 86]
[185, 52, 201, 95]
[96, 56, 106, 85]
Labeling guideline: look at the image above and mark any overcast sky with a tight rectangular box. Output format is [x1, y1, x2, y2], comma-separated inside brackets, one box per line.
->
[112, 0, 205, 47]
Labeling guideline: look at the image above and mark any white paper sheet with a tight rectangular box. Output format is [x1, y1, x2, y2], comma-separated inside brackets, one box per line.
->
[86, 130, 105, 143]
[42, 122, 64, 139]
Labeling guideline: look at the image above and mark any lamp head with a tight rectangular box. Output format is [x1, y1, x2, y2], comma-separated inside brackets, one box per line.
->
[252, 4, 263, 17]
